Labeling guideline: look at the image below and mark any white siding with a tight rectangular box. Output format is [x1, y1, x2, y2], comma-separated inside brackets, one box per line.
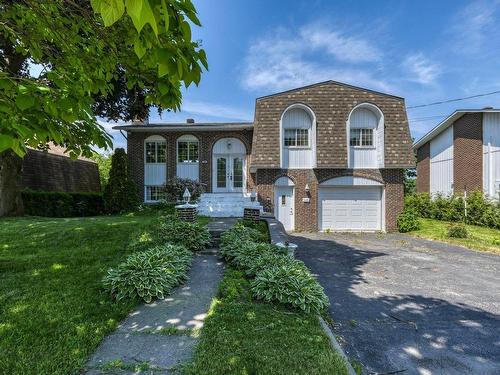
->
[430, 125, 454, 195]
[177, 164, 199, 180]
[483, 113, 500, 197]
[144, 164, 166, 185]
[348, 106, 384, 169]
[281, 107, 315, 169]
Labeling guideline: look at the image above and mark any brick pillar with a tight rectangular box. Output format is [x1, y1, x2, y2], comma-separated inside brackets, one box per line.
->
[175, 204, 198, 222]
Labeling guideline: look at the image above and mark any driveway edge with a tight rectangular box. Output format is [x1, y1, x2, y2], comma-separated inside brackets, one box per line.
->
[318, 316, 358, 375]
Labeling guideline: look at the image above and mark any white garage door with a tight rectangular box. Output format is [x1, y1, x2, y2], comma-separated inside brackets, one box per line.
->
[319, 187, 382, 231]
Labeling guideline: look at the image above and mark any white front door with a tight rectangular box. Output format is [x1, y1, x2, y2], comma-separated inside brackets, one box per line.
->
[213, 155, 245, 193]
[275, 186, 294, 231]
[319, 187, 382, 231]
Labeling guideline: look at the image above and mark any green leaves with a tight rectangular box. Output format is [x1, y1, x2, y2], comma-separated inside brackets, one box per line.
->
[15, 94, 35, 111]
[125, 0, 157, 35]
[100, 0, 125, 26]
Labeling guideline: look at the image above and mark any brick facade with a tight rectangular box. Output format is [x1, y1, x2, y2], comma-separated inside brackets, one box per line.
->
[128, 130, 254, 199]
[255, 168, 404, 232]
[416, 141, 430, 193]
[453, 113, 483, 194]
[251, 81, 414, 169]
[22, 149, 101, 193]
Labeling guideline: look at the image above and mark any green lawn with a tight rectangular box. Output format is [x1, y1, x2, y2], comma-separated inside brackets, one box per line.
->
[408, 218, 500, 254]
[0, 212, 162, 374]
[185, 268, 349, 375]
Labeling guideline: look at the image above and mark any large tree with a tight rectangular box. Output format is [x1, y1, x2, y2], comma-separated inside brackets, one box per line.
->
[0, 0, 207, 216]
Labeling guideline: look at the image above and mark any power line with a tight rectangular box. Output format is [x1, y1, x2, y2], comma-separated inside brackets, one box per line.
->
[408, 115, 447, 121]
[407, 89, 500, 109]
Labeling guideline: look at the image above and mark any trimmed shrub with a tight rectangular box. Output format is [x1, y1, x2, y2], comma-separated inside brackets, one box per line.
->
[397, 209, 421, 233]
[103, 244, 192, 303]
[22, 189, 103, 217]
[157, 215, 211, 252]
[103, 148, 139, 214]
[251, 264, 330, 314]
[163, 176, 205, 203]
[447, 223, 468, 238]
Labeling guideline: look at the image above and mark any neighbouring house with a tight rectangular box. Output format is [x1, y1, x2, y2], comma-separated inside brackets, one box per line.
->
[414, 108, 500, 199]
[115, 81, 414, 232]
[22, 144, 101, 193]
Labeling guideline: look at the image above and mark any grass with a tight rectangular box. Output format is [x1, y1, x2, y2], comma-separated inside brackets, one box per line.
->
[0, 209, 207, 374]
[184, 268, 349, 375]
[407, 218, 500, 254]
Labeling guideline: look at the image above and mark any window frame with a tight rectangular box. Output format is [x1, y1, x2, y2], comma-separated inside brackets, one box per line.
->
[145, 140, 166, 164]
[283, 128, 310, 149]
[177, 139, 199, 163]
[144, 185, 165, 202]
[350, 128, 374, 148]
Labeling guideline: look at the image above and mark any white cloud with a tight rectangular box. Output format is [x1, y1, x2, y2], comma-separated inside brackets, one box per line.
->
[241, 25, 390, 93]
[181, 100, 252, 121]
[403, 53, 441, 85]
[300, 25, 382, 63]
[450, 0, 500, 53]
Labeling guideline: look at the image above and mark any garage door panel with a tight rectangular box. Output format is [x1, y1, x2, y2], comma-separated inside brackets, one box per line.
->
[320, 187, 382, 231]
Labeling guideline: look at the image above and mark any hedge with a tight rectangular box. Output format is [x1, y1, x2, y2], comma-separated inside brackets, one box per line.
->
[404, 192, 500, 229]
[22, 189, 104, 217]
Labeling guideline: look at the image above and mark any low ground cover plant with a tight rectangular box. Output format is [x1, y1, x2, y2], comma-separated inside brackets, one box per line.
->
[157, 215, 211, 251]
[219, 223, 329, 314]
[103, 244, 192, 303]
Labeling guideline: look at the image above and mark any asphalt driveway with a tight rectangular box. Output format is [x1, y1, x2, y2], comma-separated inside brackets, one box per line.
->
[293, 232, 500, 375]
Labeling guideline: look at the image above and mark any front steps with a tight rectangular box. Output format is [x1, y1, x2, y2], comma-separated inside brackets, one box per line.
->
[198, 193, 263, 217]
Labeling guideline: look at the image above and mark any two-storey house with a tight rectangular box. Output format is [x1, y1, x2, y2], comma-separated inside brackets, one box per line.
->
[115, 81, 414, 232]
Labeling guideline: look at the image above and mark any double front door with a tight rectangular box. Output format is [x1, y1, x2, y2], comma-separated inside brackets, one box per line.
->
[213, 155, 245, 192]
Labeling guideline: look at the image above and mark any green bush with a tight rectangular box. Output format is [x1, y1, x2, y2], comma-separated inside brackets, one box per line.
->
[219, 224, 265, 262]
[239, 219, 270, 243]
[103, 148, 139, 214]
[447, 223, 468, 238]
[157, 215, 211, 252]
[245, 251, 304, 277]
[251, 264, 329, 314]
[103, 244, 192, 303]
[163, 176, 205, 203]
[22, 189, 103, 217]
[397, 209, 421, 233]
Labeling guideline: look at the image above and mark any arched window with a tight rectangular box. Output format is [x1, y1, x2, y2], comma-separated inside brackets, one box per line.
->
[347, 104, 384, 168]
[280, 104, 316, 168]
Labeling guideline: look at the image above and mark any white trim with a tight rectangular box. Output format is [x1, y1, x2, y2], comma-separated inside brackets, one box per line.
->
[275, 176, 295, 186]
[144, 136, 167, 202]
[319, 176, 383, 186]
[279, 103, 317, 169]
[346, 103, 384, 168]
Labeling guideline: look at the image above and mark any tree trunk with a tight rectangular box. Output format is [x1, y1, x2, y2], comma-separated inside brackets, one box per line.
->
[0, 150, 24, 216]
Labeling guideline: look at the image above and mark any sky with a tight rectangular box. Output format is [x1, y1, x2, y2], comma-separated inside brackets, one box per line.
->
[103, 0, 500, 150]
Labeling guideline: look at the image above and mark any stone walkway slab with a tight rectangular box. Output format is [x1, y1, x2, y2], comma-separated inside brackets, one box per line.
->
[85, 254, 224, 374]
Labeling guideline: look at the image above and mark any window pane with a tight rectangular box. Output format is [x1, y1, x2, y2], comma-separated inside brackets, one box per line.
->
[146, 186, 165, 201]
[146, 142, 156, 163]
[188, 142, 199, 162]
[350, 129, 360, 146]
[361, 129, 373, 146]
[217, 158, 226, 188]
[296, 129, 309, 146]
[233, 157, 243, 188]
[157, 142, 166, 162]
[178, 142, 188, 163]
[284, 129, 296, 146]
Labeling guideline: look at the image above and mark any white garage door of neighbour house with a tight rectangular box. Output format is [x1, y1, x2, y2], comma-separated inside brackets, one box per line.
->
[319, 177, 383, 231]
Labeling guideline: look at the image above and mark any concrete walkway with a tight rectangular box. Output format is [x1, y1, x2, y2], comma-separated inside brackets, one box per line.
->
[85, 254, 224, 374]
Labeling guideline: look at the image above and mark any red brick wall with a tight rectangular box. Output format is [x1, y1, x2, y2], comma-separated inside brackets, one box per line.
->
[128, 130, 253, 200]
[22, 149, 101, 193]
[252, 81, 414, 169]
[255, 168, 404, 232]
[416, 141, 430, 193]
[453, 113, 483, 194]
